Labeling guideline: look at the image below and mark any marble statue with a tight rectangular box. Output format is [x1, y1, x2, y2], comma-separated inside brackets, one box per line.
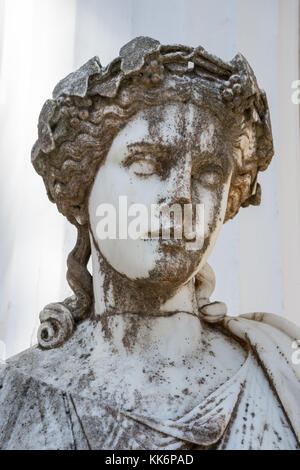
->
[0, 37, 299, 450]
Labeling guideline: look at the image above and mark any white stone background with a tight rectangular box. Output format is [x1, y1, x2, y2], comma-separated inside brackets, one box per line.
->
[0, 0, 299, 360]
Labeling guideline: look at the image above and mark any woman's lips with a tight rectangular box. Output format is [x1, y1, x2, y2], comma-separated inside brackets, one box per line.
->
[142, 226, 197, 242]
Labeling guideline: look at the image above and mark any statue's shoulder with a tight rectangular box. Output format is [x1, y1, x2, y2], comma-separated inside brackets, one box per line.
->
[0, 349, 72, 449]
[0, 324, 112, 450]
[0, 339, 144, 450]
[221, 311, 300, 442]
[222, 311, 300, 382]
[224, 311, 300, 342]
[0, 356, 107, 450]
[3, 319, 97, 391]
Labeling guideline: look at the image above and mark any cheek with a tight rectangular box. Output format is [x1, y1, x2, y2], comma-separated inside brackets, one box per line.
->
[88, 164, 166, 280]
[192, 185, 219, 237]
[192, 181, 230, 238]
[89, 163, 163, 212]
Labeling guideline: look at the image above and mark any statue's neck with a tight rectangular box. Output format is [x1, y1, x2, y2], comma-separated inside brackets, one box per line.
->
[90, 236, 202, 357]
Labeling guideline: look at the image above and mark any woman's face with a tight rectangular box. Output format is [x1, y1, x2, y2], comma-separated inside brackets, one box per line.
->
[89, 103, 233, 290]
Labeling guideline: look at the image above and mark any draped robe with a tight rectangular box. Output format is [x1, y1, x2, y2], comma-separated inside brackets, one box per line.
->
[0, 312, 299, 450]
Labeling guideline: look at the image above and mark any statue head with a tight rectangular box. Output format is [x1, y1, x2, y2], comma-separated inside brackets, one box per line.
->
[32, 37, 273, 348]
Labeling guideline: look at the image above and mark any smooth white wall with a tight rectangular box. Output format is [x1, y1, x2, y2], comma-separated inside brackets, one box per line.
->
[0, 0, 77, 359]
[237, 0, 283, 316]
[0, 0, 299, 359]
[277, 0, 300, 326]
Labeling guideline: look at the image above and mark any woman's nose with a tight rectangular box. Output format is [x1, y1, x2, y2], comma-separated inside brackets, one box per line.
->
[170, 193, 191, 206]
[166, 160, 192, 206]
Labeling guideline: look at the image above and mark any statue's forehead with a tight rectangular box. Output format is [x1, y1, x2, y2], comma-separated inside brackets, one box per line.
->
[119, 103, 224, 150]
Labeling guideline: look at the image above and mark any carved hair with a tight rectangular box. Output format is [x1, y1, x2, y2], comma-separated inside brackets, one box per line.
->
[32, 37, 274, 348]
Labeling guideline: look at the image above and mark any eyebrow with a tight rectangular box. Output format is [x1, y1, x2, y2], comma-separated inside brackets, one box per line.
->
[192, 151, 229, 166]
[126, 142, 170, 153]
[123, 142, 230, 169]
[122, 142, 169, 166]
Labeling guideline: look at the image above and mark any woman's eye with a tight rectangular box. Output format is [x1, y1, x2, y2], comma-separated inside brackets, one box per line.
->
[194, 168, 223, 187]
[129, 159, 157, 176]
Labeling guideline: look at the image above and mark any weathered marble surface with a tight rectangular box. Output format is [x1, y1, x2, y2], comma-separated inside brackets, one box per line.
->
[0, 313, 299, 450]
[1, 37, 299, 450]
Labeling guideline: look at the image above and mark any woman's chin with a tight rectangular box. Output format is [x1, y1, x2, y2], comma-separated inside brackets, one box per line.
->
[137, 253, 201, 291]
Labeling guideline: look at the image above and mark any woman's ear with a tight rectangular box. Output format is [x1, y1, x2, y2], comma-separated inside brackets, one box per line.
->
[195, 263, 228, 323]
[195, 263, 215, 308]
